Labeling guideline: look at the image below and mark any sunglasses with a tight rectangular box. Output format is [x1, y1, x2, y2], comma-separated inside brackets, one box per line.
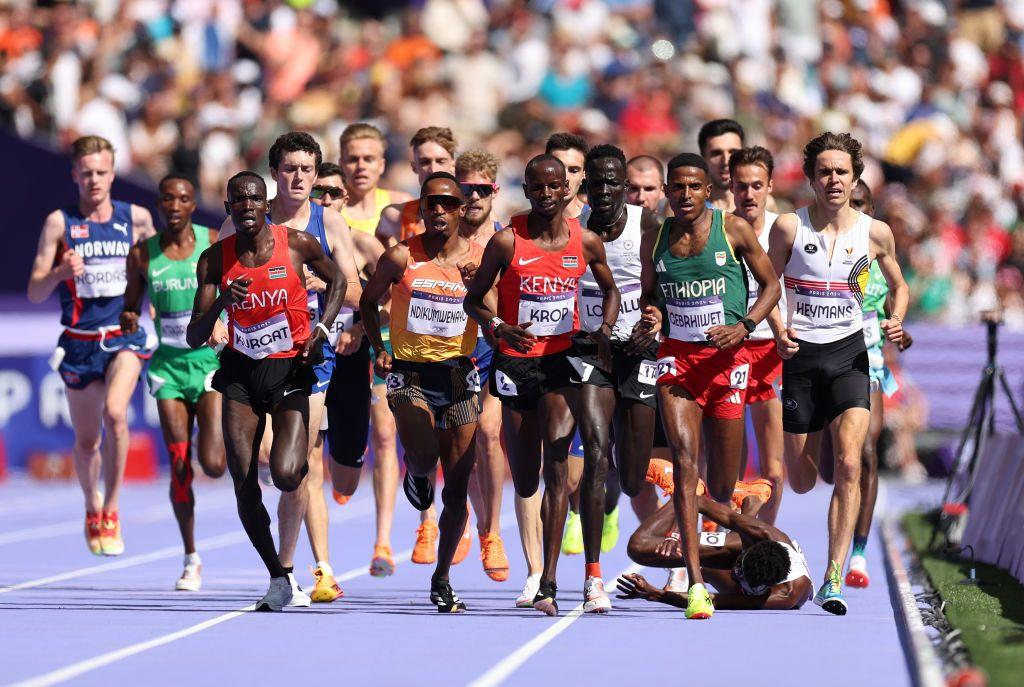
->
[423, 194, 464, 212]
[310, 185, 344, 200]
[459, 182, 498, 198]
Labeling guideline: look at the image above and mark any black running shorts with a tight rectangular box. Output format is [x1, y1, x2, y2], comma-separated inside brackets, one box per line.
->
[325, 339, 371, 467]
[781, 331, 870, 434]
[573, 335, 659, 409]
[213, 347, 316, 415]
[386, 357, 480, 429]
[490, 348, 581, 411]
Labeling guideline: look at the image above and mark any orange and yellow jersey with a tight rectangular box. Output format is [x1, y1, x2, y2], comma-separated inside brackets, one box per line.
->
[390, 234, 483, 362]
[342, 188, 393, 234]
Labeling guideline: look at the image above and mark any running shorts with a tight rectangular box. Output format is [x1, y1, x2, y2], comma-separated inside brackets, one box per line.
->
[213, 347, 316, 415]
[656, 339, 751, 420]
[471, 335, 495, 387]
[386, 357, 480, 429]
[490, 348, 581, 412]
[325, 339, 372, 467]
[745, 339, 782, 404]
[573, 335, 659, 409]
[311, 339, 337, 395]
[147, 346, 220, 404]
[57, 328, 151, 390]
[781, 331, 870, 433]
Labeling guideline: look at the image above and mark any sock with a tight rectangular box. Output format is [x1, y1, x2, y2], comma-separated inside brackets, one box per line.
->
[184, 552, 201, 567]
[316, 561, 333, 576]
[852, 536, 868, 559]
[585, 562, 602, 580]
[284, 566, 294, 575]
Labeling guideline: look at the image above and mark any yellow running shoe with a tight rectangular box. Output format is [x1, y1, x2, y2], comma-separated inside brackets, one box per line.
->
[99, 510, 124, 556]
[452, 523, 472, 565]
[84, 512, 102, 556]
[601, 506, 620, 553]
[311, 564, 344, 602]
[480, 533, 509, 581]
[370, 545, 396, 577]
[685, 583, 714, 620]
[561, 510, 583, 555]
[412, 521, 438, 564]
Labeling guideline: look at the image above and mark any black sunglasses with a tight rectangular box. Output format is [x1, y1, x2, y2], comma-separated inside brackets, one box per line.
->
[459, 183, 498, 198]
[423, 194, 464, 212]
[310, 185, 344, 200]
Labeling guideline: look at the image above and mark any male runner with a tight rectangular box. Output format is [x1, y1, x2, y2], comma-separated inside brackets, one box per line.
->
[187, 171, 344, 611]
[361, 173, 483, 612]
[571, 144, 662, 612]
[626, 155, 667, 216]
[219, 132, 361, 603]
[698, 119, 745, 212]
[456, 150, 510, 582]
[27, 135, 156, 556]
[338, 123, 412, 235]
[465, 154, 619, 616]
[730, 146, 786, 524]
[642, 152, 781, 619]
[121, 174, 225, 590]
[766, 132, 908, 615]
[546, 132, 590, 223]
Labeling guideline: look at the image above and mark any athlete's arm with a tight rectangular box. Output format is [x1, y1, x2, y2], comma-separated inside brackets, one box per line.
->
[373, 203, 403, 248]
[723, 214, 782, 344]
[187, 244, 238, 349]
[869, 219, 908, 344]
[582, 228, 619, 370]
[292, 229, 344, 361]
[766, 213, 800, 358]
[352, 228, 385, 279]
[120, 242, 148, 333]
[359, 243, 407, 377]
[321, 210, 363, 309]
[697, 496, 778, 546]
[130, 205, 157, 243]
[27, 210, 79, 303]
[463, 230, 536, 353]
[626, 208, 664, 354]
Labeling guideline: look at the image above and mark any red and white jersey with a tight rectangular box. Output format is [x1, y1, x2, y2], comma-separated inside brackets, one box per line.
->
[496, 214, 586, 357]
[745, 210, 785, 341]
[221, 224, 310, 359]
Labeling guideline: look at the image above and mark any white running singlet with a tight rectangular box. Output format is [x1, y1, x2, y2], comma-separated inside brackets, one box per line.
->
[578, 204, 643, 341]
[744, 210, 785, 341]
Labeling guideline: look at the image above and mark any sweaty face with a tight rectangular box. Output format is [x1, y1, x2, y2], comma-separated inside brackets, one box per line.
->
[419, 178, 464, 236]
[272, 150, 318, 204]
[551, 148, 586, 198]
[458, 171, 496, 228]
[626, 166, 664, 211]
[411, 141, 455, 184]
[341, 138, 386, 194]
[158, 179, 196, 229]
[730, 164, 772, 227]
[849, 186, 874, 215]
[72, 151, 115, 206]
[703, 132, 743, 191]
[664, 166, 711, 223]
[310, 174, 347, 212]
[585, 158, 626, 218]
[523, 162, 568, 219]
[225, 178, 269, 236]
[811, 150, 856, 209]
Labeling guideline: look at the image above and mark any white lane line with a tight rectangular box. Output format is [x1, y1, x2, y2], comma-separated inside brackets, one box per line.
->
[0, 490, 82, 517]
[467, 563, 642, 687]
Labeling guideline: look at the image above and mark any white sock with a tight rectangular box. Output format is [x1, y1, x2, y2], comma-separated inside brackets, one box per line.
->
[184, 552, 201, 567]
[316, 561, 333, 576]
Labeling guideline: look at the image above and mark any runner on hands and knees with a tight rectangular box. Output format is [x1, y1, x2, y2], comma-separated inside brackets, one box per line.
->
[643, 153, 781, 619]
[698, 119, 745, 213]
[361, 173, 484, 612]
[219, 132, 362, 605]
[456, 150, 511, 582]
[188, 171, 344, 611]
[121, 175, 226, 589]
[766, 133, 908, 615]
[571, 144, 663, 613]
[626, 155, 668, 217]
[465, 154, 619, 616]
[730, 147, 787, 524]
[27, 136, 157, 556]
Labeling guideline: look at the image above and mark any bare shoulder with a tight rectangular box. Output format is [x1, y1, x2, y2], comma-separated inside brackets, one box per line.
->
[380, 202, 403, 221]
[868, 216, 894, 241]
[639, 207, 661, 233]
[773, 212, 799, 233]
[386, 189, 414, 204]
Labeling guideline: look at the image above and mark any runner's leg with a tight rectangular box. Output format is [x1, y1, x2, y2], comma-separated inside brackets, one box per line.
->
[749, 398, 784, 523]
[157, 398, 198, 553]
[100, 351, 143, 512]
[66, 382, 105, 514]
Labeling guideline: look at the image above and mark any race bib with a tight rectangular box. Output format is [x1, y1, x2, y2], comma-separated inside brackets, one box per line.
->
[579, 282, 641, 337]
[158, 310, 191, 349]
[791, 285, 856, 329]
[465, 367, 481, 393]
[494, 370, 518, 397]
[385, 372, 406, 391]
[327, 308, 355, 346]
[566, 355, 594, 383]
[862, 311, 881, 348]
[407, 290, 468, 338]
[75, 258, 127, 299]
[699, 531, 727, 547]
[729, 363, 750, 390]
[665, 295, 724, 342]
[232, 313, 293, 359]
[519, 292, 575, 337]
[656, 356, 676, 379]
[637, 360, 659, 386]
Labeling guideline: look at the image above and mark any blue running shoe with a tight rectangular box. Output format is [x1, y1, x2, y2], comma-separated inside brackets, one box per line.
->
[814, 560, 848, 616]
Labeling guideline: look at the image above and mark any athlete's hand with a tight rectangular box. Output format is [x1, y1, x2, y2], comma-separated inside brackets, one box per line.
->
[654, 534, 682, 559]
[119, 310, 139, 334]
[336, 322, 364, 356]
[223, 277, 251, 305]
[457, 261, 479, 287]
[706, 323, 746, 350]
[899, 329, 913, 351]
[305, 272, 326, 293]
[497, 322, 537, 354]
[591, 326, 613, 372]
[373, 348, 393, 379]
[776, 328, 800, 360]
[615, 573, 660, 601]
[301, 327, 326, 364]
[625, 306, 661, 355]
[882, 317, 903, 345]
[207, 318, 229, 349]
[57, 249, 84, 279]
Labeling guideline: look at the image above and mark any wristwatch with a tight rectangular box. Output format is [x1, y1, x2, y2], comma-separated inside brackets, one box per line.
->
[488, 317, 505, 336]
[740, 318, 756, 336]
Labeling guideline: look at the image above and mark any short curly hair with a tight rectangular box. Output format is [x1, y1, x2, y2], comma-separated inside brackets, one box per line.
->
[269, 131, 322, 170]
[802, 132, 864, 181]
[740, 541, 791, 590]
[455, 150, 499, 182]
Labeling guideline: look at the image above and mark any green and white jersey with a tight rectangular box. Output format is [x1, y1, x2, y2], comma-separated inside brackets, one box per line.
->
[145, 225, 210, 350]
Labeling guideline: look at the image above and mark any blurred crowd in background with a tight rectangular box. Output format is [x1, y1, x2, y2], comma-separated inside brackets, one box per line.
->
[1, 0, 1023, 328]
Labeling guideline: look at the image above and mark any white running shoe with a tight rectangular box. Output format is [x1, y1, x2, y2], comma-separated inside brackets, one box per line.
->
[515, 573, 542, 608]
[583, 576, 612, 613]
[175, 556, 202, 592]
[256, 577, 293, 612]
[665, 567, 688, 593]
[286, 572, 312, 607]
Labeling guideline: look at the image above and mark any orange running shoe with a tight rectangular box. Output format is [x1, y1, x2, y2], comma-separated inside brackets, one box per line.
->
[85, 512, 102, 556]
[731, 478, 773, 512]
[480, 533, 510, 581]
[411, 520, 438, 564]
[332, 490, 351, 506]
[452, 523, 472, 565]
[701, 517, 719, 533]
[370, 545, 396, 577]
[645, 458, 675, 496]
[311, 565, 344, 602]
[100, 510, 124, 556]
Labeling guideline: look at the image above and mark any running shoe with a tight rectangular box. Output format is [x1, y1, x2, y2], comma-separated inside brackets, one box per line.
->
[99, 511, 124, 556]
[258, 463, 274, 488]
[845, 555, 870, 588]
[256, 576, 293, 612]
[332, 490, 350, 506]
[411, 521, 438, 564]
[516, 573, 541, 608]
[175, 556, 202, 592]
[701, 517, 719, 533]
[480, 533, 509, 582]
[583, 576, 612, 613]
[665, 567, 688, 593]
[532, 579, 559, 616]
[285, 572, 312, 608]
[84, 512, 102, 556]
[403, 470, 434, 511]
[452, 522, 472, 565]
[561, 510, 583, 555]
[431, 579, 467, 613]
[311, 564, 344, 602]
[814, 561, 848, 615]
[370, 544, 396, 577]
[601, 506, 620, 553]
[645, 458, 675, 496]
[731, 478, 774, 511]
[685, 583, 714, 619]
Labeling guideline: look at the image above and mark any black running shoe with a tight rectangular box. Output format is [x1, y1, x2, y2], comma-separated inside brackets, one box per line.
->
[431, 579, 466, 613]
[403, 470, 434, 511]
[532, 579, 558, 616]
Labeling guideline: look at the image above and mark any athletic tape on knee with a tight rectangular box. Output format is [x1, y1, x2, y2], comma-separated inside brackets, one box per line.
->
[168, 441, 194, 504]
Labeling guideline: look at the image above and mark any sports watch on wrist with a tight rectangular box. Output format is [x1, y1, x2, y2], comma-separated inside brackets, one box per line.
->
[740, 318, 756, 336]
